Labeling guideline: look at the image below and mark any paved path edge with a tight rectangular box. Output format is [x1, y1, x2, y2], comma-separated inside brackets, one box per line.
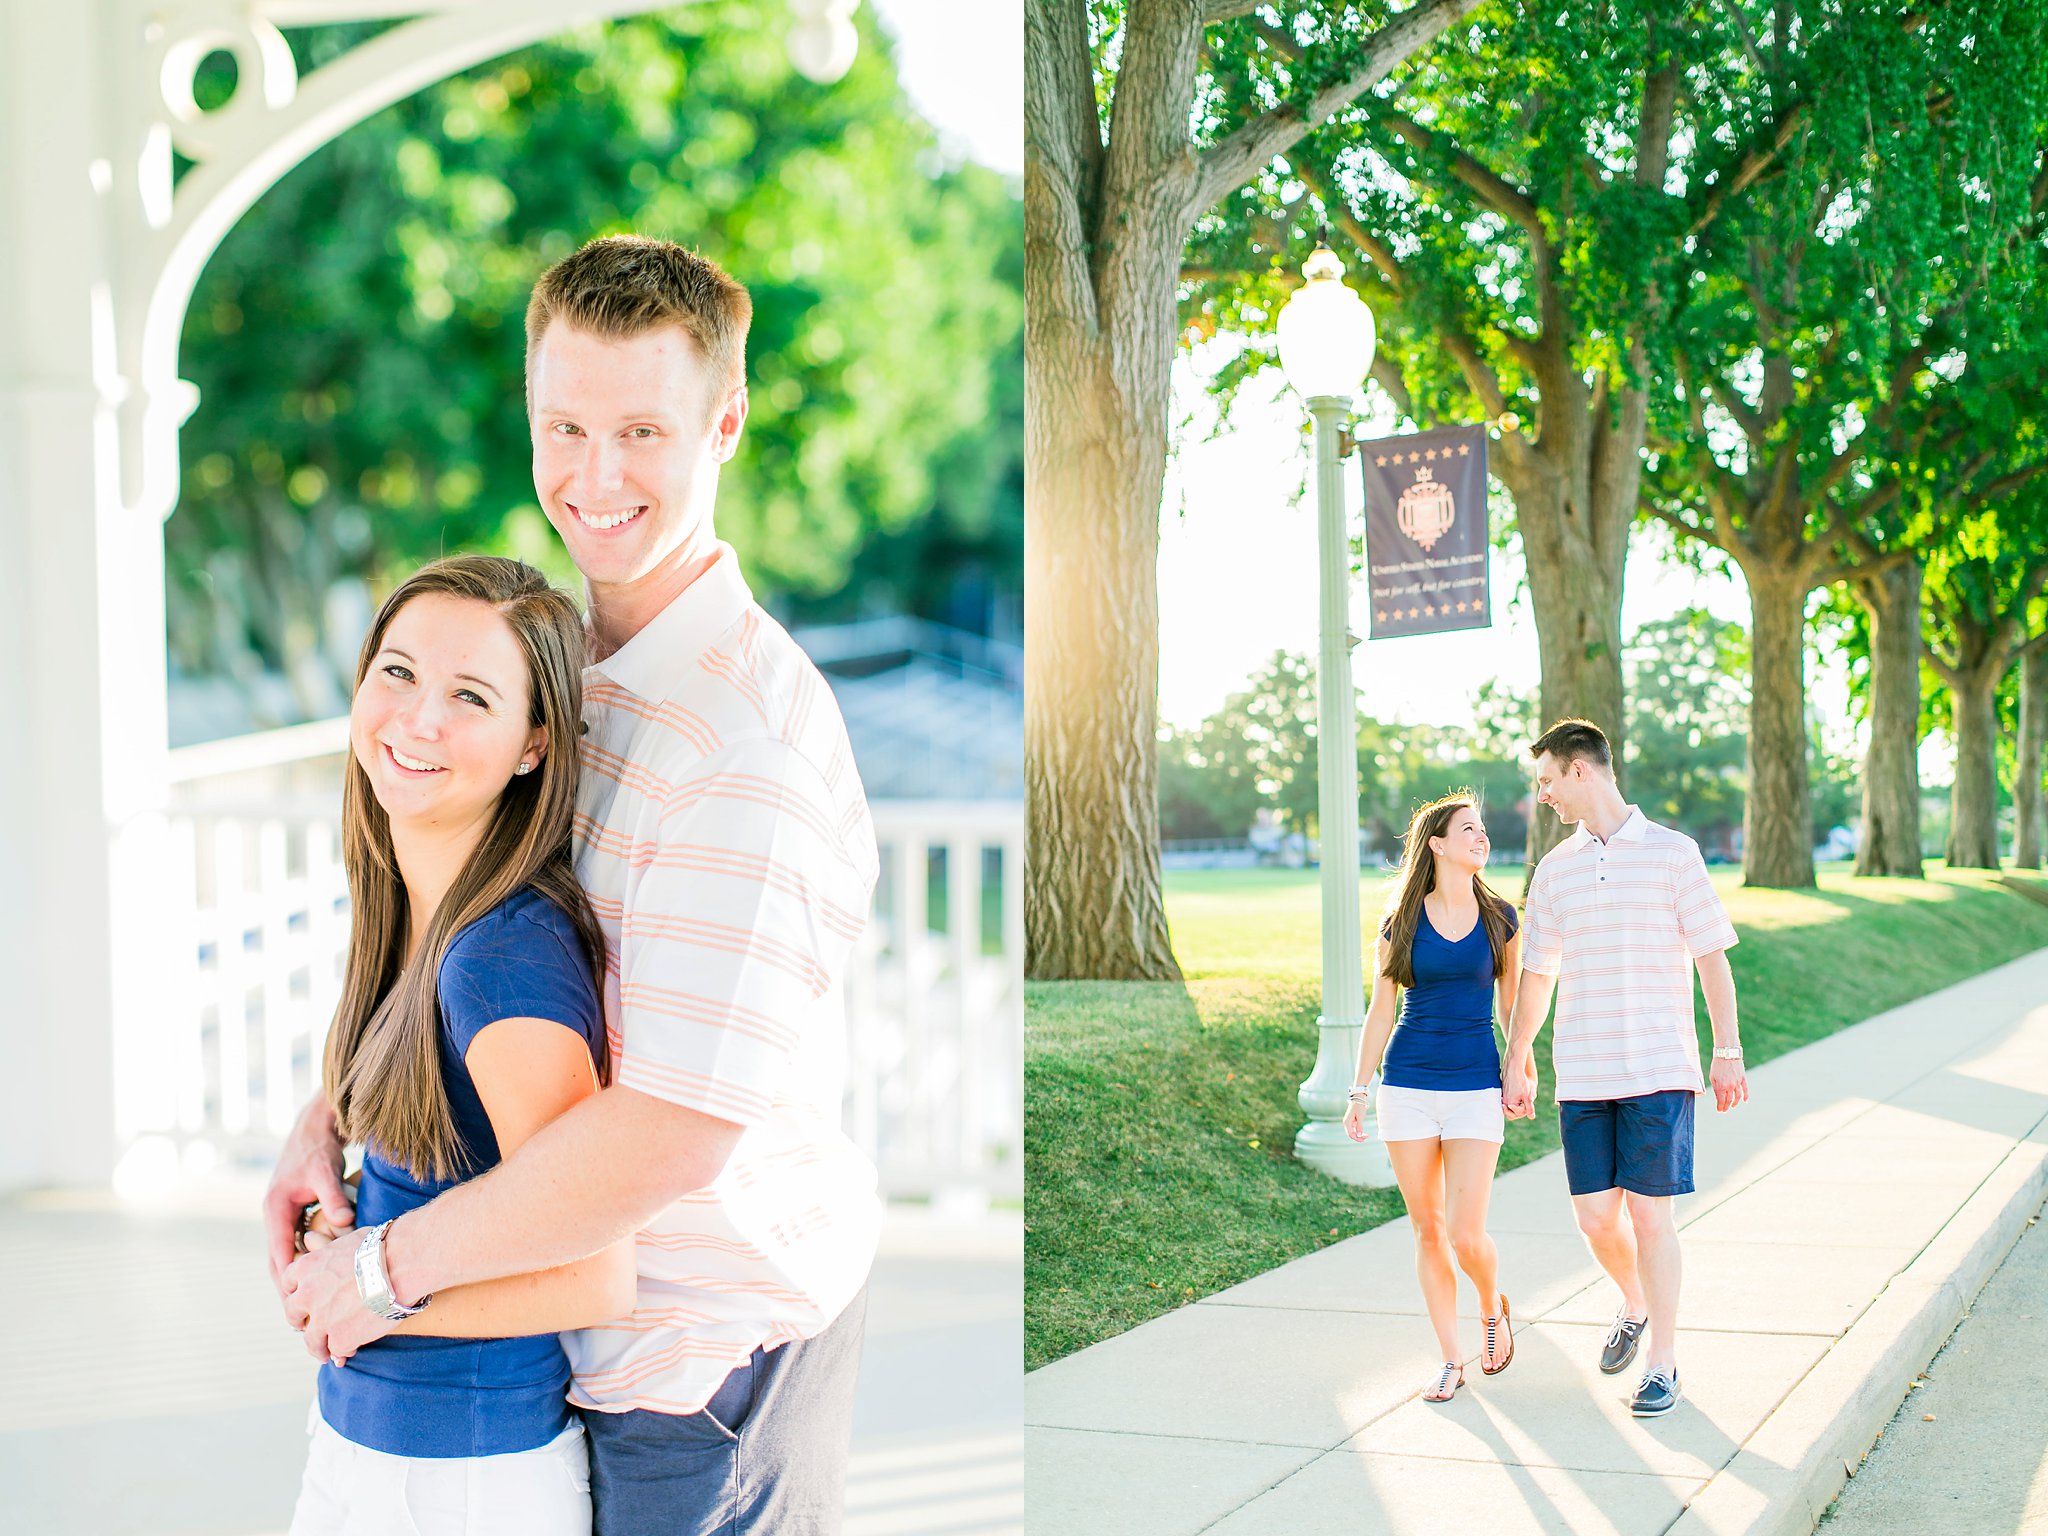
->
[1669, 1131, 2048, 1536]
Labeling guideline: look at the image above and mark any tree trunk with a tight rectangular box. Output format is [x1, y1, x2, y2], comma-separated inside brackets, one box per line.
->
[1495, 396, 1631, 874]
[1022, 0, 1195, 979]
[1523, 520, 1626, 862]
[1852, 561, 1924, 877]
[1024, 323, 1184, 977]
[2016, 645, 2048, 869]
[1945, 664, 2005, 869]
[1743, 565, 1815, 887]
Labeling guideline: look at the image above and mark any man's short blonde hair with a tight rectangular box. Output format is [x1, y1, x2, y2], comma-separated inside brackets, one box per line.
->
[524, 235, 752, 404]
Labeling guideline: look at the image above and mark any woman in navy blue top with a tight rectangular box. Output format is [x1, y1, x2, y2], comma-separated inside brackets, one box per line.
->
[1343, 793, 1526, 1404]
[282, 558, 634, 1536]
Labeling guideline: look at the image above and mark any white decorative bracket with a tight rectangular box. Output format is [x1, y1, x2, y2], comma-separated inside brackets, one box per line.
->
[104, 0, 860, 522]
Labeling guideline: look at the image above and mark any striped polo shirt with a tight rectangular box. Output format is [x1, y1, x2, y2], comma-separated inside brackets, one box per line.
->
[1520, 807, 1738, 1102]
[561, 542, 881, 1417]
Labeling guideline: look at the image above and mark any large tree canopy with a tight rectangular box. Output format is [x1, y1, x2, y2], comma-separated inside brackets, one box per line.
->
[1644, 0, 2048, 886]
[173, 4, 1023, 722]
[1187, 0, 1708, 874]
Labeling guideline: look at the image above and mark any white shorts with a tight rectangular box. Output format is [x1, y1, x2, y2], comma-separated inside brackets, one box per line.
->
[290, 1404, 591, 1536]
[1375, 1084, 1505, 1143]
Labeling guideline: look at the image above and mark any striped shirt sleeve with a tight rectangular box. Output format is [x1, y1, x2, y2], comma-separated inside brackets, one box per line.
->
[1519, 862, 1562, 976]
[612, 737, 872, 1125]
[1673, 840, 1739, 958]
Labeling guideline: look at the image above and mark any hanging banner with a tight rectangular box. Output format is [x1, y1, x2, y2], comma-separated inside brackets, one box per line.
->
[1358, 422, 1491, 640]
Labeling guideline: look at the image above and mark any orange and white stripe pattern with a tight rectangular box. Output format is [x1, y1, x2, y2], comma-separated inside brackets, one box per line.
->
[560, 544, 881, 1417]
[1519, 808, 1738, 1102]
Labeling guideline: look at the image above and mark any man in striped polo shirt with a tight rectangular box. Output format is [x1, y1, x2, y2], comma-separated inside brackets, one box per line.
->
[1501, 719, 1747, 1419]
[273, 236, 880, 1533]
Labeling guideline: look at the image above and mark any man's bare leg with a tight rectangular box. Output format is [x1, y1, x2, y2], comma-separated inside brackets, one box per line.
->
[1624, 1191, 1681, 1373]
[1571, 1188, 1649, 1318]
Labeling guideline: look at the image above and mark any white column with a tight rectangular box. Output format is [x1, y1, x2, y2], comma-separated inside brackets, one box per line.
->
[0, 0, 174, 1190]
[1294, 398, 1392, 1185]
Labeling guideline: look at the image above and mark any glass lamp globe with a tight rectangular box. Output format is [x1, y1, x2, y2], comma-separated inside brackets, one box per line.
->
[1276, 245, 1378, 401]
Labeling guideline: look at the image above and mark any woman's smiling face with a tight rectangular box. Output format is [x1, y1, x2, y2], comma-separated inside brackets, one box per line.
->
[350, 592, 542, 833]
[1430, 805, 1490, 870]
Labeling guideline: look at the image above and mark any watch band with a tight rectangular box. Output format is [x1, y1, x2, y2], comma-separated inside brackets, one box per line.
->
[1711, 1045, 1744, 1060]
[354, 1218, 432, 1321]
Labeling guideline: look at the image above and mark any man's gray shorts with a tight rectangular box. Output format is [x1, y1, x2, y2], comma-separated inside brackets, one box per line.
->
[579, 1289, 867, 1536]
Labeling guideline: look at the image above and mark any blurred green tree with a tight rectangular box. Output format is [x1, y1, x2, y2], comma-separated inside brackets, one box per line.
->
[1159, 608, 1870, 865]
[171, 3, 1022, 722]
[1623, 609, 1748, 852]
[1157, 651, 1320, 843]
[1157, 652, 1534, 858]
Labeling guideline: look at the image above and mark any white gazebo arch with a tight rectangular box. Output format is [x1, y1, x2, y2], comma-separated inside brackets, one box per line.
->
[0, 0, 861, 1190]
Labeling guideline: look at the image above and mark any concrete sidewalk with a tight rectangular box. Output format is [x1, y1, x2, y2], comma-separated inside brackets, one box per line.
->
[1025, 947, 2048, 1535]
[0, 1197, 1021, 1535]
[1819, 1189, 2048, 1533]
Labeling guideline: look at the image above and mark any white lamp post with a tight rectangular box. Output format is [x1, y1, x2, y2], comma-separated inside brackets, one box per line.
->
[1276, 244, 1393, 1187]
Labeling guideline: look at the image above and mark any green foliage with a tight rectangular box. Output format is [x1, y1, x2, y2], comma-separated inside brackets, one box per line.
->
[1622, 605, 1860, 844]
[1155, 650, 1531, 850]
[1184, 0, 1709, 445]
[1160, 605, 1864, 854]
[1809, 721, 1863, 837]
[1647, 1, 2048, 559]
[172, 5, 1022, 711]
[1156, 656, 1304, 841]
[1176, 0, 2048, 618]
[1624, 608, 1748, 844]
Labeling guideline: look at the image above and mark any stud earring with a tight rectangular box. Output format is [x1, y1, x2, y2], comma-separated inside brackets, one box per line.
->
[515, 762, 532, 775]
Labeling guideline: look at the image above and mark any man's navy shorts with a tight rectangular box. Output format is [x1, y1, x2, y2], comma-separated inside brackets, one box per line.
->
[1559, 1089, 1696, 1197]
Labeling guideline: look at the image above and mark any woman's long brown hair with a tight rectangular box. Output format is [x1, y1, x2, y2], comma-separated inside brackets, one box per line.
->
[1378, 791, 1517, 990]
[322, 556, 604, 1183]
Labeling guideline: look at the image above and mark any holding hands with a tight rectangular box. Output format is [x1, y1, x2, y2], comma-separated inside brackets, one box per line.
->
[263, 1097, 397, 1367]
[280, 1229, 401, 1367]
[1501, 1048, 1539, 1121]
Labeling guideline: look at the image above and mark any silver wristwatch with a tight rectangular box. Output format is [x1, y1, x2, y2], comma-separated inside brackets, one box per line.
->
[354, 1218, 432, 1321]
[1711, 1045, 1744, 1061]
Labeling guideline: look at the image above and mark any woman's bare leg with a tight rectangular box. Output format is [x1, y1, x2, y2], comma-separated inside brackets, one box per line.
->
[1388, 1137, 1459, 1368]
[1443, 1137, 1504, 1367]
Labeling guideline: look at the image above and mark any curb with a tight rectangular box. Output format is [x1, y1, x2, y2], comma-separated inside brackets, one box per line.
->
[1669, 1128, 2048, 1536]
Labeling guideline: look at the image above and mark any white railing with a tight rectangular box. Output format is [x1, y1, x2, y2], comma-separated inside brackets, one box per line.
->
[842, 801, 1024, 1202]
[151, 728, 1022, 1203]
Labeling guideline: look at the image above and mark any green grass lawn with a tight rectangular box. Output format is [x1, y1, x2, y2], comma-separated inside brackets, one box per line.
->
[1024, 861, 2048, 1369]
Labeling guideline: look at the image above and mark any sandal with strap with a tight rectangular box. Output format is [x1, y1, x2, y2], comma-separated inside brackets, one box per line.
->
[1422, 1361, 1464, 1402]
[1481, 1295, 1514, 1376]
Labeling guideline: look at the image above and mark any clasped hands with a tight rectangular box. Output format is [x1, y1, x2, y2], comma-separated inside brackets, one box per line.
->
[1340, 1050, 1542, 1142]
[1501, 1051, 1541, 1120]
[264, 1125, 398, 1368]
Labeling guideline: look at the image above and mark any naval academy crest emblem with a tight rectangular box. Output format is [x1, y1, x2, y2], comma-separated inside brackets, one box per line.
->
[1396, 465, 1456, 552]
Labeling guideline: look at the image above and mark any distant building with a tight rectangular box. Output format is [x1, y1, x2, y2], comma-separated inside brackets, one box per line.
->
[792, 617, 1022, 802]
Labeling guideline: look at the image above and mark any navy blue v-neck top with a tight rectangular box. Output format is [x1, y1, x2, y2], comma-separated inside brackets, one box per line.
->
[1379, 904, 1515, 1091]
[317, 886, 602, 1459]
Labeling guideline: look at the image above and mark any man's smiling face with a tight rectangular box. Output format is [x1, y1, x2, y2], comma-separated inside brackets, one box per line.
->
[1532, 750, 1592, 825]
[528, 320, 744, 593]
